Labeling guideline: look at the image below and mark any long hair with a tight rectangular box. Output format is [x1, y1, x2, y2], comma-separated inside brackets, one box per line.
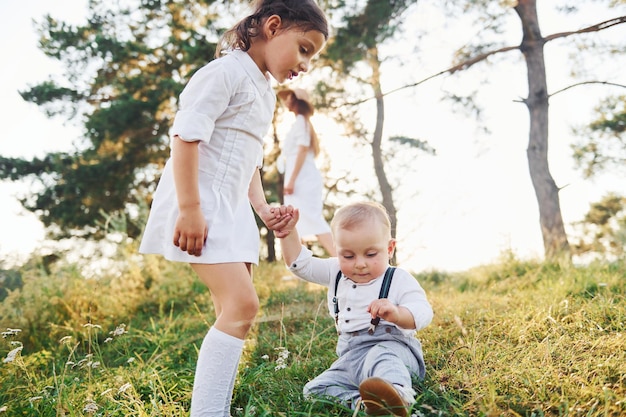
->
[216, 0, 329, 58]
[293, 97, 320, 157]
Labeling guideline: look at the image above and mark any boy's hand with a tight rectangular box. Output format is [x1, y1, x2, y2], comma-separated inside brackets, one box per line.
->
[368, 299, 417, 330]
[368, 299, 400, 324]
[275, 207, 299, 238]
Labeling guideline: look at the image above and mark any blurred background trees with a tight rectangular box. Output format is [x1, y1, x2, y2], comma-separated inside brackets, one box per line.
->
[1, 0, 625, 266]
[1, 0, 234, 241]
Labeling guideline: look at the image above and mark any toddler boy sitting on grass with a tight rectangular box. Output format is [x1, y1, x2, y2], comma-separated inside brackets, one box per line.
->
[279, 201, 433, 416]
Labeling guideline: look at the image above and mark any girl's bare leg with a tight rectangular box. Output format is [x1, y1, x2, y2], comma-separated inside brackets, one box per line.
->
[209, 262, 253, 325]
[193, 262, 258, 338]
[189, 262, 258, 416]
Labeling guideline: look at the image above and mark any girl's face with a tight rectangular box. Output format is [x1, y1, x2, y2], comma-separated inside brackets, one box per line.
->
[334, 220, 396, 284]
[263, 19, 326, 83]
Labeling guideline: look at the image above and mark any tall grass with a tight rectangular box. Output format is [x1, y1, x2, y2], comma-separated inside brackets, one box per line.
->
[0, 248, 624, 416]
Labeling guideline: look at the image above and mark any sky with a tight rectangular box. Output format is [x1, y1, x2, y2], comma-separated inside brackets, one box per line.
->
[1, 1, 625, 272]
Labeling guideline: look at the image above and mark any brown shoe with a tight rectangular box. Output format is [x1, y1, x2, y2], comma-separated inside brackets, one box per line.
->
[358, 377, 409, 417]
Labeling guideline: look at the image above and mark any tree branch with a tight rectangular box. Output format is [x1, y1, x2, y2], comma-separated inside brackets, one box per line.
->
[344, 44, 519, 106]
[544, 16, 626, 42]
[346, 15, 626, 106]
[550, 81, 626, 98]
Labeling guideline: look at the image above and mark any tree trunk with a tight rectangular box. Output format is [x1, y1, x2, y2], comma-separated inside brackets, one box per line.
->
[515, 0, 571, 262]
[266, 230, 276, 262]
[368, 46, 398, 264]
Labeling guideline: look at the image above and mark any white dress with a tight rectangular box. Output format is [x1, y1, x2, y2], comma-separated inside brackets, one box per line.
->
[139, 50, 275, 264]
[282, 115, 331, 237]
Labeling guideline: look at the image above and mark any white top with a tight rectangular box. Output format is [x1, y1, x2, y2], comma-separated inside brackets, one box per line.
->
[288, 246, 433, 336]
[139, 50, 275, 264]
[282, 115, 331, 236]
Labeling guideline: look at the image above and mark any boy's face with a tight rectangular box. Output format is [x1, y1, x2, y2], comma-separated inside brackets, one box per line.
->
[334, 220, 395, 284]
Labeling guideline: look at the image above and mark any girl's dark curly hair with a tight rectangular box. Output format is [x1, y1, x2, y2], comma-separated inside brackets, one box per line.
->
[216, 0, 329, 58]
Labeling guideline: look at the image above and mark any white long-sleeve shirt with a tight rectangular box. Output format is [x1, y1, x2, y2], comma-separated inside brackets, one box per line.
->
[288, 246, 433, 337]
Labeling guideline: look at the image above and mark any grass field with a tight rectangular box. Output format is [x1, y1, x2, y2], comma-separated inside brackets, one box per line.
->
[0, 248, 624, 416]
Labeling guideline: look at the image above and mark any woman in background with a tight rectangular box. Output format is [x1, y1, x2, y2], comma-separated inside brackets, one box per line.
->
[277, 88, 336, 256]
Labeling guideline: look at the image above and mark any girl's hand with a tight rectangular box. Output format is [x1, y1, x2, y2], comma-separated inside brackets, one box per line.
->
[172, 206, 208, 256]
[259, 204, 294, 237]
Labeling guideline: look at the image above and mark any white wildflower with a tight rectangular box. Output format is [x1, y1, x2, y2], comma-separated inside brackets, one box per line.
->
[127, 357, 135, 364]
[109, 324, 127, 337]
[1, 328, 21, 338]
[83, 400, 99, 414]
[3, 346, 23, 364]
[274, 347, 290, 371]
[104, 337, 113, 343]
[0, 405, 7, 412]
[261, 354, 269, 360]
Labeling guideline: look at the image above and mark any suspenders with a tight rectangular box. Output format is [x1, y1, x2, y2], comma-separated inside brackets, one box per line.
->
[332, 267, 396, 334]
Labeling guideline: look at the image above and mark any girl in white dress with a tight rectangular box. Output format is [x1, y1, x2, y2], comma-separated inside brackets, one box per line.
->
[277, 88, 336, 256]
[139, 1, 328, 415]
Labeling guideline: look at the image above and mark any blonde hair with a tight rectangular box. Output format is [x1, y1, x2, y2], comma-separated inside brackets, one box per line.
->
[331, 202, 391, 237]
[216, 0, 329, 58]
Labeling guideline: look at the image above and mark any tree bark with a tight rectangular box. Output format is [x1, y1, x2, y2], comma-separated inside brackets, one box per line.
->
[368, 46, 398, 264]
[515, 0, 571, 261]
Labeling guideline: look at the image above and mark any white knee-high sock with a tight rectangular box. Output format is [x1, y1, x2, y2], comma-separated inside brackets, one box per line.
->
[190, 327, 244, 417]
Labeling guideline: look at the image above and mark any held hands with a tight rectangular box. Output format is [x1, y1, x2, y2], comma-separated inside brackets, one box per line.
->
[277, 206, 299, 238]
[173, 206, 208, 256]
[258, 204, 297, 238]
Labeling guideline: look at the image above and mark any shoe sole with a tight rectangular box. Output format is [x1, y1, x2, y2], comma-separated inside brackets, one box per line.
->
[359, 377, 409, 417]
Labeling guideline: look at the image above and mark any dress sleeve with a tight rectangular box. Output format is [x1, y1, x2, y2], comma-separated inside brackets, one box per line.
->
[170, 61, 231, 143]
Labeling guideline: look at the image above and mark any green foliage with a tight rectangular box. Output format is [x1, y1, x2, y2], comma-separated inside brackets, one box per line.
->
[0, 270, 22, 302]
[571, 193, 626, 259]
[1, 246, 625, 416]
[324, 0, 416, 69]
[4, 0, 236, 240]
[388, 136, 438, 158]
[572, 95, 626, 178]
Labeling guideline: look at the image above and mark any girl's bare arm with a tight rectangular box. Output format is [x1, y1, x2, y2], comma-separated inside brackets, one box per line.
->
[249, 169, 293, 236]
[171, 135, 207, 256]
[285, 145, 308, 194]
